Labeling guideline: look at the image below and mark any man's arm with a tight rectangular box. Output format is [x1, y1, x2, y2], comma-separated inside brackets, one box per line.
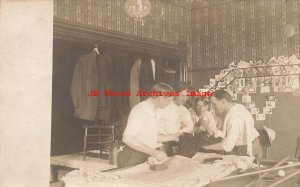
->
[157, 133, 180, 143]
[179, 107, 194, 134]
[220, 117, 241, 152]
[203, 117, 241, 152]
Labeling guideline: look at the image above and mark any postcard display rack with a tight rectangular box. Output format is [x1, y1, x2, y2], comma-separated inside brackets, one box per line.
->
[205, 55, 300, 159]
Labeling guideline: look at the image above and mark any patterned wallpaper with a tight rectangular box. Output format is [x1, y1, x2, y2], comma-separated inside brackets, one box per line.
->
[191, 0, 300, 69]
[53, 0, 192, 66]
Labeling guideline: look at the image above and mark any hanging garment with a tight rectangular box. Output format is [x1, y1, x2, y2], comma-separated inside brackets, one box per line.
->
[97, 52, 113, 121]
[71, 52, 98, 121]
[129, 58, 141, 108]
[111, 51, 131, 117]
[139, 57, 155, 101]
[153, 57, 163, 83]
[162, 61, 176, 87]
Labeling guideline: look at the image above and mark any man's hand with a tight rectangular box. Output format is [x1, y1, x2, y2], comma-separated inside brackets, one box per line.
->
[152, 150, 168, 162]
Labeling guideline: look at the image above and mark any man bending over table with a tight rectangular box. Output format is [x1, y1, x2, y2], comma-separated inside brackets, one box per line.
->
[117, 82, 180, 168]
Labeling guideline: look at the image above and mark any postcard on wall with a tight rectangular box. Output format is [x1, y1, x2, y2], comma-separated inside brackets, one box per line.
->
[232, 93, 238, 100]
[256, 113, 266, 121]
[292, 75, 300, 90]
[242, 95, 251, 103]
[263, 107, 272, 114]
[251, 107, 259, 114]
[272, 66, 281, 75]
[260, 86, 271, 93]
[273, 86, 279, 92]
[239, 78, 246, 88]
[266, 101, 276, 108]
[246, 102, 255, 108]
[266, 95, 277, 101]
[209, 79, 216, 87]
[248, 86, 256, 93]
[292, 89, 300, 96]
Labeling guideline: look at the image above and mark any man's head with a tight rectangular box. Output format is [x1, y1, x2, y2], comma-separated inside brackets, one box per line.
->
[210, 90, 232, 114]
[173, 82, 191, 106]
[194, 97, 210, 115]
[150, 82, 174, 109]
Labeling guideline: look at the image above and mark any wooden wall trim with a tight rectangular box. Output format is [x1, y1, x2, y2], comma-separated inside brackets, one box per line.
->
[53, 19, 185, 59]
[188, 66, 227, 72]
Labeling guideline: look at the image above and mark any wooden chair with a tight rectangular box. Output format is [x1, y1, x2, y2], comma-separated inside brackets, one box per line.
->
[82, 117, 126, 161]
[295, 136, 300, 161]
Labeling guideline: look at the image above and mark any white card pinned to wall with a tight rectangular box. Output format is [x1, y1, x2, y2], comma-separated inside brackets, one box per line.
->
[232, 93, 238, 100]
[242, 95, 251, 103]
[266, 101, 276, 108]
[246, 102, 256, 108]
[263, 107, 272, 114]
[256, 113, 266, 121]
[251, 108, 259, 114]
[209, 79, 216, 87]
[260, 86, 271, 93]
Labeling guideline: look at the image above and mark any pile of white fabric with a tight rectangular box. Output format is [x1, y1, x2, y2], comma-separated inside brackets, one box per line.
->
[62, 154, 257, 187]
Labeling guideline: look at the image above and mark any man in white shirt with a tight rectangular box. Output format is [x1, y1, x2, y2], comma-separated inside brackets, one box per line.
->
[190, 97, 223, 138]
[156, 82, 194, 156]
[176, 97, 223, 158]
[118, 82, 180, 168]
[203, 90, 261, 157]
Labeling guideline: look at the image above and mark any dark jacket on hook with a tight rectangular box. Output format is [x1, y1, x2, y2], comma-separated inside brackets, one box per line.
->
[97, 52, 113, 121]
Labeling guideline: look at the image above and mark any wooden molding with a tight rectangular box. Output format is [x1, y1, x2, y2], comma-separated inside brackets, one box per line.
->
[188, 66, 227, 72]
[53, 19, 184, 59]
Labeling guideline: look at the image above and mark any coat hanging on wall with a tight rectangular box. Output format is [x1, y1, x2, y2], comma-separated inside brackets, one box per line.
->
[71, 51, 98, 121]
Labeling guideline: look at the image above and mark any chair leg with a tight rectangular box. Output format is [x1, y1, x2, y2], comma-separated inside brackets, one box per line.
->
[112, 126, 115, 142]
[83, 127, 88, 161]
[99, 127, 102, 156]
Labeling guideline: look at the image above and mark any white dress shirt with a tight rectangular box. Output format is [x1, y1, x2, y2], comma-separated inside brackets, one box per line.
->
[123, 100, 159, 149]
[156, 101, 193, 135]
[221, 104, 259, 156]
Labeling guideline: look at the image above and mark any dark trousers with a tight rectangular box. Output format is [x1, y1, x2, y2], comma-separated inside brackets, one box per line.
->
[117, 146, 148, 168]
[176, 133, 223, 158]
[226, 137, 262, 158]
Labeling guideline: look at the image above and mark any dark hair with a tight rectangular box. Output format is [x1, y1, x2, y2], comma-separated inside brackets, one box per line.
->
[150, 82, 174, 98]
[195, 97, 210, 105]
[213, 89, 232, 102]
[174, 82, 191, 92]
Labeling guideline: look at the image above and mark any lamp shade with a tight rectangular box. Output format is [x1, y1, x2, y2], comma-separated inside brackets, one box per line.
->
[124, 0, 151, 19]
